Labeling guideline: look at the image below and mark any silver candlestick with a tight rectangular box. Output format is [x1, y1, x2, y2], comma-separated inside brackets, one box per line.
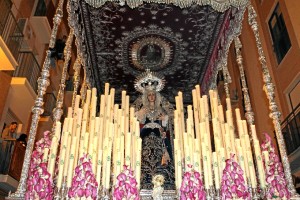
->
[248, 5, 300, 199]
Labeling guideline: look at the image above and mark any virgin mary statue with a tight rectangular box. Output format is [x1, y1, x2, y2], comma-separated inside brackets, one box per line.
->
[133, 70, 175, 190]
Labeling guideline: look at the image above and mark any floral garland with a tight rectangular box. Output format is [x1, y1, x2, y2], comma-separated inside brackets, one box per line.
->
[180, 165, 206, 200]
[25, 131, 53, 200]
[261, 133, 290, 199]
[113, 165, 140, 200]
[221, 154, 250, 200]
[68, 154, 98, 199]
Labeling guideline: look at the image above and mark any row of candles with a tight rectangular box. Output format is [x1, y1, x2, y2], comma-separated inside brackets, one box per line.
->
[173, 85, 269, 192]
[43, 83, 143, 191]
[43, 81, 271, 195]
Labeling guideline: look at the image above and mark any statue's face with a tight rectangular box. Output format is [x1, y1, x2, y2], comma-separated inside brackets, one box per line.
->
[147, 92, 156, 103]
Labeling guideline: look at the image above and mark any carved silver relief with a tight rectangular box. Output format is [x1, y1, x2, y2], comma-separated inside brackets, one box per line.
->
[115, 25, 187, 76]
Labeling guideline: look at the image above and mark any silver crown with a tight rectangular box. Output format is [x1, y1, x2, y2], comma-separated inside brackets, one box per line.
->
[134, 69, 165, 93]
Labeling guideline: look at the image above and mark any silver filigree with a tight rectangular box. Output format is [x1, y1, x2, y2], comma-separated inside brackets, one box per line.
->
[84, 0, 249, 12]
[116, 25, 187, 76]
[248, 5, 299, 198]
[201, 6, 247, 94]
[52, 29, 74, 130]
[7, 0, 65, 198]
[234, 37, 255, 127]
[71, 57, 82, 111]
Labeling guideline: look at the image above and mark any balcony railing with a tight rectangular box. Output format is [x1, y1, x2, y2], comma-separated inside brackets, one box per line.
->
[0, 0, 23, 61]
[13, 51, 41, 93]
[0, 140, 14, 174]
[282, 103, 300, 155]
[42, 93, 56, 117]
[34, 0, 55, 28]
[0, 139, 26, 180]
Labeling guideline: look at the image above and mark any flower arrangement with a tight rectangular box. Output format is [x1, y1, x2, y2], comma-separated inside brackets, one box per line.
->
[25, 131, 53, 200]
[180, 164, 206, 200]
[113, 165, 140, 200]
[221, 154, 250, 200]
[68, 154, 98, 199]
[261, 133, 290, 199]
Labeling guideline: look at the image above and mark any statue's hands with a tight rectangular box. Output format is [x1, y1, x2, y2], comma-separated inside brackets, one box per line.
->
[158, 113, 165, 121]
[161, 131, 167, 139]
[137, 107, 147, 117]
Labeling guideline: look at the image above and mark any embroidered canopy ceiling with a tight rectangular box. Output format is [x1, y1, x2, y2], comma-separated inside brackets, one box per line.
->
[68, 0, 249, 103]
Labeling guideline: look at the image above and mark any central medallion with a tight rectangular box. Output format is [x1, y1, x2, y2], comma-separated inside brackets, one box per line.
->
[115, 25, 187, 76]
[130, 36, 172, 70]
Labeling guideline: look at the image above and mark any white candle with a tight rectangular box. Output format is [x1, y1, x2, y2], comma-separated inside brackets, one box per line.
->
[253, 140, 266, 189]
[177, 150, 182, 190]
[57, 146, 66, 188]
[96, 149, 103, 186]
[67, 107, 73, 118]
[105, 144, 112, 189]
[86, 90, 91, 105]
[136, 138, 142, 189]
[42, 148, 49, 163]
[201, 143, 209, 189]
[246, 150, 257, 188]
[226, 98, 231, 111]
[212, 152, 220, 189]
[125, 132, 132, 167]
[67, 137, 77, 187]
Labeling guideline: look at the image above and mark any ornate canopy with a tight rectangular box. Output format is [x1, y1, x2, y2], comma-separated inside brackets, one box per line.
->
[67, 0, 249, 103]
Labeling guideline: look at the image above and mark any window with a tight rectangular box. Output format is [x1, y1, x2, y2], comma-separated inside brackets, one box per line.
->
[34, 0, 46, 16]
[268, 3, 291, 64]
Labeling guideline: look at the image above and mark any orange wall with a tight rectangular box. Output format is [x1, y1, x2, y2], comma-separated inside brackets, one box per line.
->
[252, 0, 300, 116]
[0, 71, 12, 119]
[225, 0, 300, 146]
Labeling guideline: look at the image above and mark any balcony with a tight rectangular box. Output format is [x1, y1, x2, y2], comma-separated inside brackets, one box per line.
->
[0, 140, 26, 196]
[29, 0, 55, 44]
[282, 103, 300, 173]
[13, 51, 41, 93]
[7, 52, 41, 128]
[0, 0, 23, 70]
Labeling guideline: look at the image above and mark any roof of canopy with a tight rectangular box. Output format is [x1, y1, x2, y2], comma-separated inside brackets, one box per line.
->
[67, 0, 249, 103]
